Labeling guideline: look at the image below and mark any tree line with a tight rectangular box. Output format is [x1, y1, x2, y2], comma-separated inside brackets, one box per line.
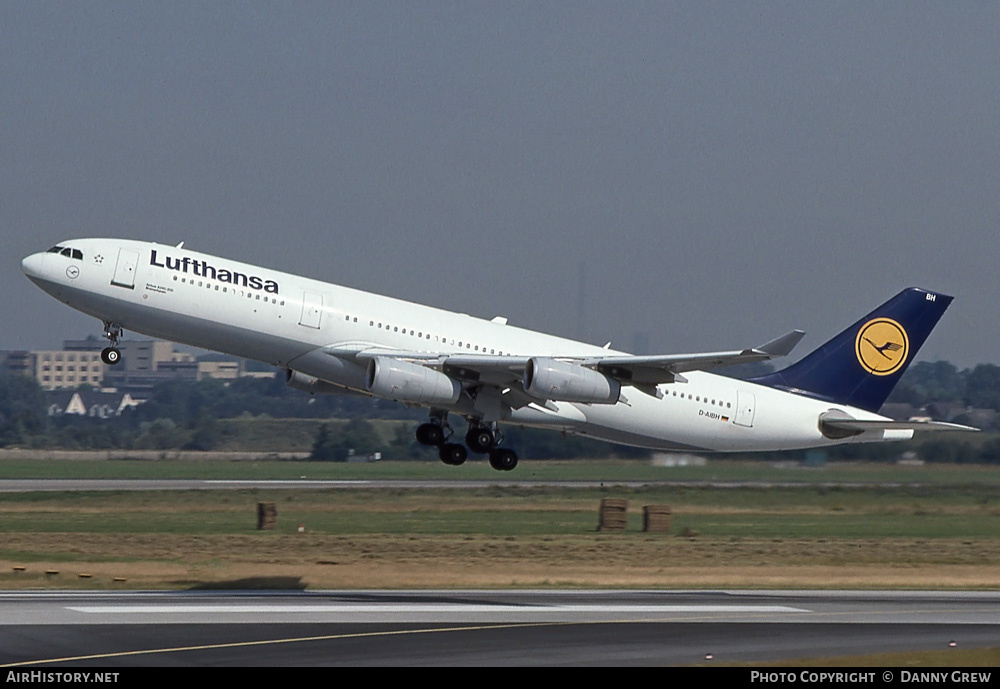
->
[1, 360, 999, 462]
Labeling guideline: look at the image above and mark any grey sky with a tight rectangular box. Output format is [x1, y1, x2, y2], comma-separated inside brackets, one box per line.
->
[3, 3, 998, 368]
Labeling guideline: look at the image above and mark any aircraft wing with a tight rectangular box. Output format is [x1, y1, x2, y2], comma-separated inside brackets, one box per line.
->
[327, 329, 805, 400]
[585, 330, 806, 385]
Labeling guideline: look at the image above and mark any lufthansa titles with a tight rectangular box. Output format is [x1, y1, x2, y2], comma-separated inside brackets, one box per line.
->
[150, 250, 279, 294]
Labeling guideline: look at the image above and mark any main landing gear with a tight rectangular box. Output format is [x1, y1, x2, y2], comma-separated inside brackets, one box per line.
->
[415, 413, 519, 471]
[100, 321, 123, 365]
[466, 423, 518, 471]
[415, 413, 467, 466]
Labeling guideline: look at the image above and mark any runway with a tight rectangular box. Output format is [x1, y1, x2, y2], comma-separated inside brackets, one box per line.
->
[0, 478, 931, 493]
[2, 590, 998, 666]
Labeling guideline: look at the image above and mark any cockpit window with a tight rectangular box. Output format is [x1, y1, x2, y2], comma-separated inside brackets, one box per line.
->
[54, 247, 83, 260]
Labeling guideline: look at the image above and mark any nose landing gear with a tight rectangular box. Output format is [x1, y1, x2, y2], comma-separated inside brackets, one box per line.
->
[100, 321, 123, 365]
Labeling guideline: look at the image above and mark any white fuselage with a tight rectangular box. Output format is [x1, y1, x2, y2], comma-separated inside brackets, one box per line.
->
[22, 238, 902, 453]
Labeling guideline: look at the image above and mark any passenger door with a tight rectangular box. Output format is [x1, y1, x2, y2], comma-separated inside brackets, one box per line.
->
[110, 249, 139, 289]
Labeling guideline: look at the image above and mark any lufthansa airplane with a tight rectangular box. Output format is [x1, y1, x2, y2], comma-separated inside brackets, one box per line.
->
[22, 239, 973, 470]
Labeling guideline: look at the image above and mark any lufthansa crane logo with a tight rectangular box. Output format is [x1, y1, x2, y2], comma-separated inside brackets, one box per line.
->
[855, 318, 909, 376]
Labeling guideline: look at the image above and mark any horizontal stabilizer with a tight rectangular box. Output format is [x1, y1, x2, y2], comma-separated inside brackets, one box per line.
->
[820, 417, 979, 433]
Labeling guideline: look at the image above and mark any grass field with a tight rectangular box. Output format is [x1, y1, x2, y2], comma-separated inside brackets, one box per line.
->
[1, 459, 999, 591]
[3, 453, 1000, 483]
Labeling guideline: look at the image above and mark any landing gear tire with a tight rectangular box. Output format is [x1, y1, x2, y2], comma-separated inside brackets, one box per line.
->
[489, 448, 518, 472]
[416, 423, 445, 446]
[465, 427, 496, 454]
[439, 443, 468, 466]
[101, 347, 121, 365]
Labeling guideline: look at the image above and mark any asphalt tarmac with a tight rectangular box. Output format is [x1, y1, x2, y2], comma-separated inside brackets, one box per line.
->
[2, 589, 998, 666]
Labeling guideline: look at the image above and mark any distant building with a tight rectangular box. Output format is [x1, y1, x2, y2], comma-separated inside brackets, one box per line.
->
[196, 360, 243, 380]
[99, 340, 195, 393]
[31, 349, 107, 390]
[5, 337, 273, 394]
[0, 351, 34, 377]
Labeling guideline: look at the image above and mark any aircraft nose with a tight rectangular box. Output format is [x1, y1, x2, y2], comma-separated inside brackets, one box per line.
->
[21, 252, 46, 280]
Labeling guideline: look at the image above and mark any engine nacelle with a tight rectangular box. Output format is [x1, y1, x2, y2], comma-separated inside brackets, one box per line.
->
[523, 358, 621, 404]
[285, 369, 365, 395]
[365, 357, 461, 405]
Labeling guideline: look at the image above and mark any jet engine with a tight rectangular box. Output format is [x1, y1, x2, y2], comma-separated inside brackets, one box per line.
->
[365, 357, 462, 405]
[523, 357, 621, 404]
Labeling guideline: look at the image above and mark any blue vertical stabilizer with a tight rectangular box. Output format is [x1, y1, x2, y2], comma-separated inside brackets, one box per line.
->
[750, 288, 953, 412]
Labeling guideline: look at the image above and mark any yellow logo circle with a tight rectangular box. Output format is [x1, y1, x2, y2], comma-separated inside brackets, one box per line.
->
[855, 318, 909, 376]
